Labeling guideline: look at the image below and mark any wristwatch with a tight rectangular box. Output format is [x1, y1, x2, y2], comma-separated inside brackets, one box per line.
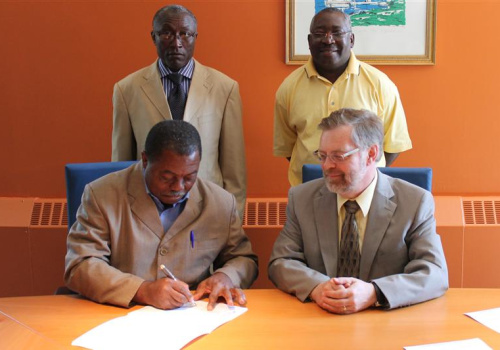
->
[371, 282, 387, 308]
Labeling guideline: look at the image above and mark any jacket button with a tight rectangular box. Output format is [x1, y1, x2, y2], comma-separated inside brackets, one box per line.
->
[159, 248, 168, 256]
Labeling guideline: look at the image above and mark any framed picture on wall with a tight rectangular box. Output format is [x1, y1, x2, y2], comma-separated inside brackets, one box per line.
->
[286, 0, 436, 65]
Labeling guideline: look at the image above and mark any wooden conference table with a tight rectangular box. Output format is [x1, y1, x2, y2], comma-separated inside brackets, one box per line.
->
[0, 289, 499, 349]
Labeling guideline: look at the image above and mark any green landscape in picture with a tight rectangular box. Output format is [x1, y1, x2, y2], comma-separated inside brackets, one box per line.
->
[318, 0, 406, 27]
[352, 0, 405, 27]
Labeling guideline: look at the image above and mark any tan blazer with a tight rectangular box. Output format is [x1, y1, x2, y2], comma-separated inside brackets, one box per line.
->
[111, 60, 247, 217]
[64, 162, 258, 308]
[269, 171, 448, 309]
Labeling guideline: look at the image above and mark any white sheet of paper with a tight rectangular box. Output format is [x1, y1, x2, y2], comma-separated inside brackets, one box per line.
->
[404, 338, 492, 350]
[465, 307, 500, 334]
[72, 301, 247, 350]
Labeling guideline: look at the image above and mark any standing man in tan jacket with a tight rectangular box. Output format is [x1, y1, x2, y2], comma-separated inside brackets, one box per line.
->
[112, 5, 246, 218]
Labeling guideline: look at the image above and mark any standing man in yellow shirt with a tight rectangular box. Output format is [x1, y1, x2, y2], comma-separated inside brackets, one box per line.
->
[274, 8, 412, 186]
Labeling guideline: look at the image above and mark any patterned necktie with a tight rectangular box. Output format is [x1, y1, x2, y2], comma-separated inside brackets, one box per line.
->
[167, 73, 186, 120]
[338, 200, 361, 278]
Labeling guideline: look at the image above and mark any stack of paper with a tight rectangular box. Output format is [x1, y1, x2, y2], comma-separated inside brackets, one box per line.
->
[72, 301, 247, 350]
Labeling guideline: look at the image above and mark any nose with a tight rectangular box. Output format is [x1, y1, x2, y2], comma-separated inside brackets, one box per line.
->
[321, 156, 337, 171]
[167, 34, 183, 47]
[170, 177, 185, 191]
[173, 34, 183, 45]
[320, 33, 335, 44]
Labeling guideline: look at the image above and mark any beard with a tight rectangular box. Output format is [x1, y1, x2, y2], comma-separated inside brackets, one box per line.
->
[323, 161, 367, 195]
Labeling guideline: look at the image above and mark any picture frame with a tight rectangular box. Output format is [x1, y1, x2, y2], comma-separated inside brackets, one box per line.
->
[286, 0, 436, 65]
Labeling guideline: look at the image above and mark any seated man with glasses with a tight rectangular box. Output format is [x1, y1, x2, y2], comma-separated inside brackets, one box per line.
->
[269, 108, 448, 314]
[112, 4, 247, 219]
[273, 7, 412, 187]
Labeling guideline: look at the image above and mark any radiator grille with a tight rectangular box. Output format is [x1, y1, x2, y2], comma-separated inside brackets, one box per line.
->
[463, 199, 500, 225]
[243, 198, 287, 228]
[23, 197, 500, 227]
[28, 197, 500, 228]
[27, 198, 288, 229]
[30, 200, 68, 227]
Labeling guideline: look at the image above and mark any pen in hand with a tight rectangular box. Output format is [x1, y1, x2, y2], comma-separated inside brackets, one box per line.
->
[160, 264, 177, 281]
[159, 264, 196, 307]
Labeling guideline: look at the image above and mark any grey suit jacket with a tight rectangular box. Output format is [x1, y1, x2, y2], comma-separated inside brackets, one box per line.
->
[268, 171, 448, 309]
[111, 60, 247, 217]
[64, 162, 258, 308]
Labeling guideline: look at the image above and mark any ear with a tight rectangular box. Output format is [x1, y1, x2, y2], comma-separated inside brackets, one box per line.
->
[366, 144, 378, 165]
[151, 30, 157, 44]
[307, 34, 313, 50]
[349, 32, 355, 48]
[141, 151, 148, 170]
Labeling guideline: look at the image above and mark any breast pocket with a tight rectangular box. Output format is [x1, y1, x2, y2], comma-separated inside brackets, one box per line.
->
[194, 236, 222, 251]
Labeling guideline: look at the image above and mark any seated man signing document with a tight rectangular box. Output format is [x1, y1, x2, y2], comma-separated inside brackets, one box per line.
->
[269, 108, 448, 314]
[65, 120, 258, 310]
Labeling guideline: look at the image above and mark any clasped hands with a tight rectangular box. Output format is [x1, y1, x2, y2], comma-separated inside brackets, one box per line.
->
[309, 277, 377, 314]
[134, 272, 245, 311]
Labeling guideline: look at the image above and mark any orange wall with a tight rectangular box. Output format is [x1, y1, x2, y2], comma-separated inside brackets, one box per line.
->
[1, 0, 500, 199]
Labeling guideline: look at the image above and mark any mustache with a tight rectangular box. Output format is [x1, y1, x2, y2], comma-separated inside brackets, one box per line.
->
[324, 169, 343, 176]
[166, 191, 186, 197]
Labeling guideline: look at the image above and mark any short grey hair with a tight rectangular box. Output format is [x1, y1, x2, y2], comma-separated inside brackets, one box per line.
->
[152, 5, 198, 31]
[318, 108, 383, 161]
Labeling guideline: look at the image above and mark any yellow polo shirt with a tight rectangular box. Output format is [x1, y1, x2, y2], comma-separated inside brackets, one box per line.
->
[273, 52, 412, 186]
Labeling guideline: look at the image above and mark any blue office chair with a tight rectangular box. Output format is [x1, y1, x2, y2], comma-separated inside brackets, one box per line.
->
[65, 161, 136, 230]
[57, 161, 136, 295]
[302, 164, 432, 192]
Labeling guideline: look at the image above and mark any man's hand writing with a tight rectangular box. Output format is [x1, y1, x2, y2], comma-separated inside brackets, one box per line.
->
[133, 278, 194, 310]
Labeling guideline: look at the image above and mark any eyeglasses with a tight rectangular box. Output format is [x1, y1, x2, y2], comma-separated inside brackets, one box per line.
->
[155, 31, 197, 42]
[310, 31, 351, 41]
[313, 148, 360, 163]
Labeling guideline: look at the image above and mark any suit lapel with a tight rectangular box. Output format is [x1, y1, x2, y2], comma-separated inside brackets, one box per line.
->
[140, 62, 171, 120]
[163, 181, 203, 242]
[314, 185, 339, 277]
[128, 162, 164, 240]
[184, 60, 211, 123]
[359, 171, 396, 280]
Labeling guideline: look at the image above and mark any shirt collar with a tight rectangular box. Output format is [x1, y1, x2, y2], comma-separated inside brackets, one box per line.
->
[305, 50, 360, 79]
[344, 51, 360, 75]
[157, 58, 195, 80]
[337, 170, 378, 217]
[304, 57, 319, 78]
